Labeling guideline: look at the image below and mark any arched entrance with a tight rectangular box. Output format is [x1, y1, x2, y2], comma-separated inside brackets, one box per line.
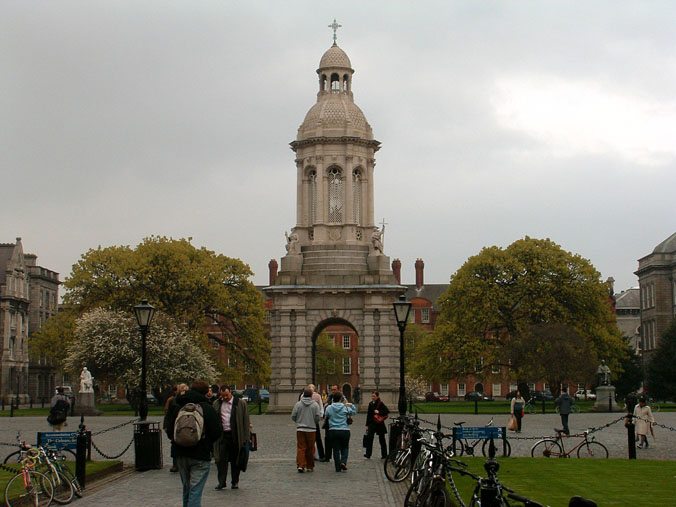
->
[342, 383, 352, 402]
[474, 382, 484, 393]
[311, 318, 359, 396]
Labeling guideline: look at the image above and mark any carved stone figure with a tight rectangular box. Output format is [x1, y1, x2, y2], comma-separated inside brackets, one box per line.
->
[285, 231, 300, 254]
[371, 224, 385, 254]
[79, 367, 94, 393]
[596, 360, 611, 386]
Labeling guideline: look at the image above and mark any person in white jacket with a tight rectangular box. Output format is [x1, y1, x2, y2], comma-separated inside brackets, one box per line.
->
[309, 384, 325, 459]
[633, 396, 655, 449]
[291, 388, 321, 472]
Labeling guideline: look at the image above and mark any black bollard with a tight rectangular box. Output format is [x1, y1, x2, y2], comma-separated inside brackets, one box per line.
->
[10, 398, 13, 417]
[258, 398, 262, 415]
[609, 395, 612, 413]
[1, 397, 4, 411]
[30, 396, 33, 409]
[541, 399, 545, 414]
[474, 399, 478, 415]
[42, 397, 45, 409]
[76, 415, 87, 490]
[626, 415, 636, 459]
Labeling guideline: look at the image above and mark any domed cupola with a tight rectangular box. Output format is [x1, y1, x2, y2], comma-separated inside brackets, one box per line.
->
[296, 42, 374, 140]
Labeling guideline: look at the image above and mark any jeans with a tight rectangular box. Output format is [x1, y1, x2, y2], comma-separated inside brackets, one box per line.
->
[329, 429, 350, 471]
[176, 456, 211, 507]
[560, 413, 570, 435]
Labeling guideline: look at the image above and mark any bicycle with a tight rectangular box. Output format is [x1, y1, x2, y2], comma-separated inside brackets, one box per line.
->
[4, 446, 55, 507]
[384, 415, 423, 482]
[524, 397, 538, 414]
[452, 418, 511, 457]
[530, 429, 608, 458]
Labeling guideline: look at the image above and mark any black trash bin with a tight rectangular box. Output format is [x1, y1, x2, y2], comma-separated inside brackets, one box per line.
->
[134, 421, 163, 471]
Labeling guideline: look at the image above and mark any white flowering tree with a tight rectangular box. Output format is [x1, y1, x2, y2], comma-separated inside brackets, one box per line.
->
[65, 308, 217, 390]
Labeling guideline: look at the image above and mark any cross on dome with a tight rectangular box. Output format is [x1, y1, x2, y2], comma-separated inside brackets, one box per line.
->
[328, 18, 342, 45]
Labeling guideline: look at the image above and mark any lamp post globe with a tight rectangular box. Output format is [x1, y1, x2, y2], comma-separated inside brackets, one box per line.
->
[133, 299, 155, 421]
[393, 295, 412, 416]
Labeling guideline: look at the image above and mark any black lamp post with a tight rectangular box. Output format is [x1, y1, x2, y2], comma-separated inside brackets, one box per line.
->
[393, 294, 412, 416]
[133, 299, 155, 421]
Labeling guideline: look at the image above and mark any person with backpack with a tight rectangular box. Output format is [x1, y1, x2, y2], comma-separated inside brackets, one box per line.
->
[166, 380, 221, 507]
[213, 385, 250, 490]
[291, 387, 321, 472]
[48, 387, 70, 431]
[163, 383, 188, 473]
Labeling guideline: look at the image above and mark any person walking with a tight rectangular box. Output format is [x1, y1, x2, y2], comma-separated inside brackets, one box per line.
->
[48, 387, 71, 431]
[164, 383, 188, 473]
[308, 384, 325, 460]
[510, 390, 526, 433]
[291, 387, 321, 472]
[364, 391, 389, 459]
[555, 387, 573, 435]
[319, 384, 340, 462]
[633, 396, 655, 449]
[324, 392, 356, 472]
[166, 380, 222, 507]
[213, 385, 250, 490]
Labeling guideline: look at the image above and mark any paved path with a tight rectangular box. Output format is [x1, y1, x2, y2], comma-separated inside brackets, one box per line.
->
[1, 411, 675, 506]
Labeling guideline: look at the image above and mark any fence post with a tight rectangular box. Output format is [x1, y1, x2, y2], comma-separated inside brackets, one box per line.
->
[258, 398, 262, 415]
[10, 397, 14, 417]
[541, 399, 545, 414]
[626, 415, 636, 459]
[76, 415, 87, 489]
[474, 399, 478, 415]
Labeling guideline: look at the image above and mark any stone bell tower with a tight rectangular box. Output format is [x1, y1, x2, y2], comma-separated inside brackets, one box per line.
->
[264, 25, 405, 412]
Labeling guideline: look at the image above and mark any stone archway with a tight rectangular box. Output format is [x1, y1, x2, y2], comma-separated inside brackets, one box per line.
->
[342, 383, 352, 402]
[310, 317, 358, 392]
[474, 382, 484, 393]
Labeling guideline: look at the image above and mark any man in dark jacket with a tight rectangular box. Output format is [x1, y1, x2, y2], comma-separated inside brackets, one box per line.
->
[319, 384, 340, 462]
[213, 385, 250, 490]
[166, 380, 222, 507]
[364, 391, 389, 459]
[555, 387, 574, 435]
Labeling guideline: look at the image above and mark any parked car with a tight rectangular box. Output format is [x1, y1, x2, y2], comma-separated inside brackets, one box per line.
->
[574, 389, 596, 400]
[464, 391, 493, 401]
[259, 389, 270, 402]
[242, 388, 259, 402]
[411, 393, 426, 402]
[532, 390, 554, 401]
[146, 392, 157, 404]
[425, 392, 449, 402]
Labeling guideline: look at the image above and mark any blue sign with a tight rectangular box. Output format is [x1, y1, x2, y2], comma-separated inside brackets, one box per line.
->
[453, 426, 504, 440]
[37, 431, 78, 450]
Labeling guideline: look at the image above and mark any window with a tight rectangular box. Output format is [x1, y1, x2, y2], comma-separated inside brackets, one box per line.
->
[492, 383, 502, 397]
[421, 308, 430, 323]
[474, 357, 484, 373]
[428, 382, 433, 392]
[343, 335, 351, 349]
[309, 170, 317, 224]
[328, 167, 343, 222]
[440, 384, 449, 396]
[409, 309, 415, 323]
[264, 311, 270, 323]
[544, 383, 550, 392]
[352, 169, 361, 224]
[509, 383, 518, 392]
[343, 357, 351, 374]
[528, 383, 535, 393]
[492, 363, 500, 374]
[457, 383, 466, 397]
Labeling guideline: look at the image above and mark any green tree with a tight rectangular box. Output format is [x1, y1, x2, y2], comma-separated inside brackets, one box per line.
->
[613, 339, 644, 398]
[28, 309, 78, 370]
[63, 236, 269, 383]
[645, 320, 676, 401]
[314, 332, 348, 388]
[428, 237, 625, 381]
[64, 308, 217, 388]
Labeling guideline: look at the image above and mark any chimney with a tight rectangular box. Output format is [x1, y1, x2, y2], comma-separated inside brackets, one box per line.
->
[392, 259, 401, 284]
[268, 259, 278, 285]
[415, 258, 424, 289]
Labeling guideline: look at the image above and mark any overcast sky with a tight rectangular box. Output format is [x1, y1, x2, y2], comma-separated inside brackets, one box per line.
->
[2, 1, 675, 296]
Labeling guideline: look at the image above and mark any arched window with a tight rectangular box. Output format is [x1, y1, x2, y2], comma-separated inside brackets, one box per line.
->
[343, 74, 349, 92]
[321, 74, 328, 92]
[328, 167, 343, 223]
[309, 169, 317, 224]
[352, 168, 361, 224]
[330, 73, 340, 91]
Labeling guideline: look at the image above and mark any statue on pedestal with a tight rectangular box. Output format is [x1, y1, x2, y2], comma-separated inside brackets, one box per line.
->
[596, 360, 611, 386]
[371, 224, 385, 254]
[285, 231, 300, 255]
[79, 367, 94, 393]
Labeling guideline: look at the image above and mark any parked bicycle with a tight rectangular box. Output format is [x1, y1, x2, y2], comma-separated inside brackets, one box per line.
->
[452, 418, 511, 457]
[530, 429, 608, 458]
[384, 414, 424, 482]
[4, 446, 54, 507]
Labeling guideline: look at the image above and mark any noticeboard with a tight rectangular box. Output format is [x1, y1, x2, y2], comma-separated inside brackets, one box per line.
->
[37, 431, 78, 450]
[452, 426, 504, 440]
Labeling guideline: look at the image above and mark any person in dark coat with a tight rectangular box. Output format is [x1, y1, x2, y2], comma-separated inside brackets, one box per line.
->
[213, 385, 250, 490]
[166, 380, 222, 507]
[555, 386, 574, 435]
[363, 391, 389, 459]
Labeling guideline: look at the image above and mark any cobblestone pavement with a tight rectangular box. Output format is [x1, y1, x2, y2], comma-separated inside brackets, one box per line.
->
[1, 411, 674, 506]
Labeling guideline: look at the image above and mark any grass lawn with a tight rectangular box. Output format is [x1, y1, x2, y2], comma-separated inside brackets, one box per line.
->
[448, 457, 676, 506]
[0, 460, 121, 501]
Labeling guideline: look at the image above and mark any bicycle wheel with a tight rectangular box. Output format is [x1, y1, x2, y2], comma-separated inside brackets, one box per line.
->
[428, 479, 453, 507]
[576, 441, 608, 459]
[45, 469, 74, 504]
[58, 465, 83, 498]
[451, 439, 465, 457]
[482, 438, 511, 457]
[531, 439, 562, 458]
[526, 404, 536, 414]
[384, 449, 412, 482]
[404, 474, 431, 507]
[5, 470, 54, 506]
[3, 451, 21, 464]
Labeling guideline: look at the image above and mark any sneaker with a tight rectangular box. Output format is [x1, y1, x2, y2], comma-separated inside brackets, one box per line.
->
[169, 466, 178, 473]
[297, 467, 304, 473]
[231, 484, 239, 489]
[340, 462, 347, 471]
[363, 454, 370, 459]
[215, 484, 226, 490]
[306, 468, 314, 472]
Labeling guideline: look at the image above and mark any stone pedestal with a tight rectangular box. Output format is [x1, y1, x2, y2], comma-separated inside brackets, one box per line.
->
[590, 385, 623, 412]
[74, 391, 103, 416]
